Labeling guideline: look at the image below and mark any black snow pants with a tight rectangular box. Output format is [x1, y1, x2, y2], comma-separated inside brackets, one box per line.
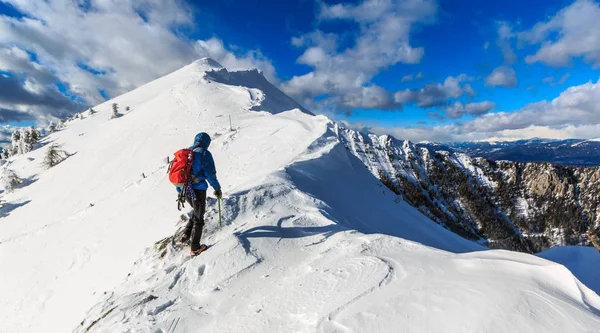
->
[184, 189, 207, 251]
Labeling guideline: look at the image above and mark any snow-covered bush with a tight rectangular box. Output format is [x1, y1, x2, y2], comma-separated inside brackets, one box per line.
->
[42, 143, 68, 169]
[111, 103, 121, 119]
[1, 168, 23, 192]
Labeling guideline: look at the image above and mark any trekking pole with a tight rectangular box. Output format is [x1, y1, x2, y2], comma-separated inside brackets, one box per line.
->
[218, 197, 222, 229]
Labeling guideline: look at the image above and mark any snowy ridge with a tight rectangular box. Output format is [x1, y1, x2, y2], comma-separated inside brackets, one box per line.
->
[0, 59, 598, 333]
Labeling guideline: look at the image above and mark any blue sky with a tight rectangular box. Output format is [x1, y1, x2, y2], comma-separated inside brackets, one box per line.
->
[1, 0, 600, 142]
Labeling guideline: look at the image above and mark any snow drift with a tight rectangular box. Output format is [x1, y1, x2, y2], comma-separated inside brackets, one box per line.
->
[0, 58, 598, 333]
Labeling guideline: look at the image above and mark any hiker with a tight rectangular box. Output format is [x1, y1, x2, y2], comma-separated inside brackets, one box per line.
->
[175, 132, 222, 255]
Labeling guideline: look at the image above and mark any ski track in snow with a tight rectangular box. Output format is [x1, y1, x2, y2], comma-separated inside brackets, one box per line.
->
[0, 58, 599, 333]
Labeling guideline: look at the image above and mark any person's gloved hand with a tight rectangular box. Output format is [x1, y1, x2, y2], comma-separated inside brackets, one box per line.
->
[214, 189, 222, 199]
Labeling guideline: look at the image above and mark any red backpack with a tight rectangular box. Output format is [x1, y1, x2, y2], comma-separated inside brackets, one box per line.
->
[168, 148, 194, 186]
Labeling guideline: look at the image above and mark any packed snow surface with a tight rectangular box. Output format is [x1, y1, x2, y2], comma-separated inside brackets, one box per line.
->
[0, 58, 598, 333]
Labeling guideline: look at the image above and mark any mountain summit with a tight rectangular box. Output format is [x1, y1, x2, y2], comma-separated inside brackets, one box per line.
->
[0, 60, 598, 333]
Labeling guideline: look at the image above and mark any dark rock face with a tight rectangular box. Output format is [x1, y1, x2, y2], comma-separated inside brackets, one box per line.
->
[338, 127, 600, 253]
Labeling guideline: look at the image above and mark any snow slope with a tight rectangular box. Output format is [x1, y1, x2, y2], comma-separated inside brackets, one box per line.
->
[0, 58, 598, 333]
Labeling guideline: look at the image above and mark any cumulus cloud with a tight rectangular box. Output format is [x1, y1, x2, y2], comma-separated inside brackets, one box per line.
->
[485, 66, 517, 88]
[0, 46, 58, 85]
[282, 0, 437, 111]
[0, 0, 278, 124]
[0, 108, 37, 123]
[445, 101, 496, 119]
[520, 0, 600, 68]
[394, 74, 476, 107]
[195, 38, 278, 84]
[0, 75, 77, 109]
[371, 78, 600, 142]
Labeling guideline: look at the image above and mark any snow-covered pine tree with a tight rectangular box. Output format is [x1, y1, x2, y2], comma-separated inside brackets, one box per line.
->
[17, 128, 33, 155]
[42, 143, 68, 169]
[47, 122, 56, 133]
[10, 130, 21, 156]
[1, 168, 23, 192]
[125, 106, 130, 112]
[89, 108, 97, 116]
[28, 126, 40, 143]
[111, 103, 121, 119]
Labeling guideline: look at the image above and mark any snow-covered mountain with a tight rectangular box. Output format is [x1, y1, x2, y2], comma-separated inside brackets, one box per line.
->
[419, 138, 600, 166]
[342, 132, 600, 253]
[1, 58, 599, 333]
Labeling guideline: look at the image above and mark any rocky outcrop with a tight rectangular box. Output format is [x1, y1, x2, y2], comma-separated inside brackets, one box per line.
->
[337, 125, 600, 253]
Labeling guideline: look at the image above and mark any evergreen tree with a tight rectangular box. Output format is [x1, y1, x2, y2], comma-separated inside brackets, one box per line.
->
[11, 130, 20, 154]
[89, 108, 97, 115]
[1, 168, 23, 192]
[42, 143, 68, 169]
[47, 122, 57, 133]
[125, 106, 130, 111]
[18, 128, 33, 155]
[28, 126, 40, 143]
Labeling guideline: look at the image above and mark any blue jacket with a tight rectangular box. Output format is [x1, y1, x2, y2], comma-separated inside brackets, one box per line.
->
[177, 132, 221, 192]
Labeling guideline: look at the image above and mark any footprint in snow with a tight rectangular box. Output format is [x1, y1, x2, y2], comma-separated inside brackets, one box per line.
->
[168, 269, 185, 290]
[198, 264, 206, 277]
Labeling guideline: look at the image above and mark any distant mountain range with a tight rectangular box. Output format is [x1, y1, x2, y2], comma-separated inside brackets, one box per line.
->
[417, 138, 600, 166]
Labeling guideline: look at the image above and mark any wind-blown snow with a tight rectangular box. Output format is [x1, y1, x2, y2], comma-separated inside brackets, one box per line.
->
[0, 59, 598, 333]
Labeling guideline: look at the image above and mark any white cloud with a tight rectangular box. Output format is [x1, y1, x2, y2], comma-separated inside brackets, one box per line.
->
[496, 21, 516, 65]
[195, 38, 278, 84]
[520, 0, 600, 68]
[369, 77, 600, 142]
[0, 0, 277, 124]
[463, 84, 476, 97]
[485, 66, 517, 88]
[557, 73, 571, 85]
[291, 30, 338, 52]
[401, 74, 415, 82]
[483, 22, 518, 90]
[283, 0, 437, 111]
[543, 73, 571, 87]
[445, 101, 496, 119]
[394, 74, 476, 107]
[401, 71, 423, 82]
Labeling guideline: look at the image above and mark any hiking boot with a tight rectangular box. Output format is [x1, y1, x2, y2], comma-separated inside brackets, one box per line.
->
[190, 244, 208, 256]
